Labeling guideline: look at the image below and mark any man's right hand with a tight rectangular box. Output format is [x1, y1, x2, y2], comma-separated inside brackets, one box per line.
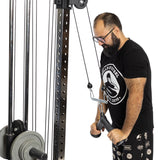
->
[90, 122, 101, 136]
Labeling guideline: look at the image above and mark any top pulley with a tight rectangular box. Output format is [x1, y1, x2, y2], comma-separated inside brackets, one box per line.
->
[55, 0, 88, 9]
[72, 0, 88, 9]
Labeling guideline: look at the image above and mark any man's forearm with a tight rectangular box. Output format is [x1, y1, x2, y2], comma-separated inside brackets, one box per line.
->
[122, 78, 146, 137]
[107, 78, 146, 144]
[95, 82, 108, 122]
[95, 103, 108, 122]
[122, 92, 143, 136]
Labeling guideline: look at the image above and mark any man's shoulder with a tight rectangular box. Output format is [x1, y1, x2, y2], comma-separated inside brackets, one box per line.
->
[125, 39, 144, 52]
[123, 39, 147, 59]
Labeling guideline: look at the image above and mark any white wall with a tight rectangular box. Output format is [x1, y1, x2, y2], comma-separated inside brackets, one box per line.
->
[0, 0, 159, 159]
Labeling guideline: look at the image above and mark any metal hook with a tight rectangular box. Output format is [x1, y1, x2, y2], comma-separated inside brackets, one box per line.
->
[89, 89, 108, 105]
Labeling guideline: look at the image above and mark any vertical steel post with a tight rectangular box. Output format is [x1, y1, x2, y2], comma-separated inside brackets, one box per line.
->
[5, 0, 16, 158]
[8, 0, 15, 135]
[53, 8, 70, 160]
[53, 1, 87, 160]
[23, 0, 31, 130]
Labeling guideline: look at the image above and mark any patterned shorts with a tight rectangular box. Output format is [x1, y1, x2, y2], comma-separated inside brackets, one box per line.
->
[112, 131, 153, 160]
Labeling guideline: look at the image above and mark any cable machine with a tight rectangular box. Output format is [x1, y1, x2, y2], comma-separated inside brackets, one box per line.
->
[0, 0, 87, 159]
[0, 0, 126, 159]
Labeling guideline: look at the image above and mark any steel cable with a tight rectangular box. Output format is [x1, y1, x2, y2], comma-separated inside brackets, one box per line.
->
[72, 6, 108, 105]
[72, 7, 91, 85]
[86, 6, 100, 71]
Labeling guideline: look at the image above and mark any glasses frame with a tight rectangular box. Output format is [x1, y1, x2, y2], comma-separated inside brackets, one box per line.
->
[93, 28, 114, 43]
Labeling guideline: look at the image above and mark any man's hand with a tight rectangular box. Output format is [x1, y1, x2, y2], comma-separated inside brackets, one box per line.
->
[90, 122, 101, 136]
[107, 129, 128, 145]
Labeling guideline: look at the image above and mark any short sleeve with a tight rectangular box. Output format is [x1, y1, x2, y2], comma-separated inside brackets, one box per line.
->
[123, 49, 148, 78]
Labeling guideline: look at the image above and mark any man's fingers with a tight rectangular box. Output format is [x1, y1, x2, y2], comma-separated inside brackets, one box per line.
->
[90, 122, 101, 135]
[107, 130, 112, 137]
[107, 131, 114, 142]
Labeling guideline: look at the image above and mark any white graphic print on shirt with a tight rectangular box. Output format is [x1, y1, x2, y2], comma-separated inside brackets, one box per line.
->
[102, 64, 127, 105]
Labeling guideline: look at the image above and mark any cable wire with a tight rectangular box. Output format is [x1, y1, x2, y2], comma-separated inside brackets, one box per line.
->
[86, 6, 104, 82]
[86, 6, 100, 70]
[72, 6, 108, 106]
[72, 7, 91, 84]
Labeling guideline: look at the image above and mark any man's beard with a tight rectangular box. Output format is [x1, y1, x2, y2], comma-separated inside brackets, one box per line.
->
[102, 33, 120, 57]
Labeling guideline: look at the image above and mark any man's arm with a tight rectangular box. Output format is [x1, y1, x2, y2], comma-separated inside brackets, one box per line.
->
[95, 81, 108, 123]
[108, 77, 146, 144]
[90, 81, 108, 135]
[122, 77, 146, 136]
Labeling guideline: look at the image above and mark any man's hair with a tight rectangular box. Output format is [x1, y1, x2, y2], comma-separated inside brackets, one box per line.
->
[94, 12, 122, 31]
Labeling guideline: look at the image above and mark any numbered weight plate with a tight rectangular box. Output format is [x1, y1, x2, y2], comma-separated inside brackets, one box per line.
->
[11, 131, 44, 160]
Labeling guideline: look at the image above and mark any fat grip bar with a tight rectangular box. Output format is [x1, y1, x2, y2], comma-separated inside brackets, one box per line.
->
[91, 112, 126, 146]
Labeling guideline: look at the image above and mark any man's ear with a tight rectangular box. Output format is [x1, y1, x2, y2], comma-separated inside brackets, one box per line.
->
[113, 26, 121, 37]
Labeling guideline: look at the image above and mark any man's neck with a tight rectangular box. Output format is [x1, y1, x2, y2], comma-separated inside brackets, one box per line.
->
[119, 36, 129, 50]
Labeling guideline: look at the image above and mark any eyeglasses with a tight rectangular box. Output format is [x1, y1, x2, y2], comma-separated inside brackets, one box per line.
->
[93, 28, 114, 43]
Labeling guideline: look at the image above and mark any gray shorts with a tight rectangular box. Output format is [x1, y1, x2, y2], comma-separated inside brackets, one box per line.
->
[112, 131, 153, 160]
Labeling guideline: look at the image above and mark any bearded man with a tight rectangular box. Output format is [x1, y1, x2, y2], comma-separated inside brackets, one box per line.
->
[90, 12, 154, 160]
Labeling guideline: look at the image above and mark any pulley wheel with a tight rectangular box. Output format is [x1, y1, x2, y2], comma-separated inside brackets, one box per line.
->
[74, 0, 88, 9]
[11, 131, 45, 160]
[0, 126, 7, 159]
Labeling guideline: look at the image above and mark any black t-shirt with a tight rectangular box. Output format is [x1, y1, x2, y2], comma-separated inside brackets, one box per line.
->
[100, 39, 153, 133]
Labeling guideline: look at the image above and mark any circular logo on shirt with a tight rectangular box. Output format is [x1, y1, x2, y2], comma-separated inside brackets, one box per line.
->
[102, 64, 127, 105]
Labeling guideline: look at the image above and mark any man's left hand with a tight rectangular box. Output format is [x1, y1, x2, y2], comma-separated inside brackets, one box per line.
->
[107, 129, 128, 145]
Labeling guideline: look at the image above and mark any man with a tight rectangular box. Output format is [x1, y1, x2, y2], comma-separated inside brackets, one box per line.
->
[90, 12, 154, 160]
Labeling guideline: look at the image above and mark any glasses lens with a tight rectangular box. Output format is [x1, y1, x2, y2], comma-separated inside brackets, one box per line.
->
[93, 37, 98, 43]
[93, 37, 104, 43]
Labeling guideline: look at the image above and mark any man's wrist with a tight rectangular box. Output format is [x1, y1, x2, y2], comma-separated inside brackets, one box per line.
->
[95, 118, 100, 124]
[122, 128, 132, 137]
